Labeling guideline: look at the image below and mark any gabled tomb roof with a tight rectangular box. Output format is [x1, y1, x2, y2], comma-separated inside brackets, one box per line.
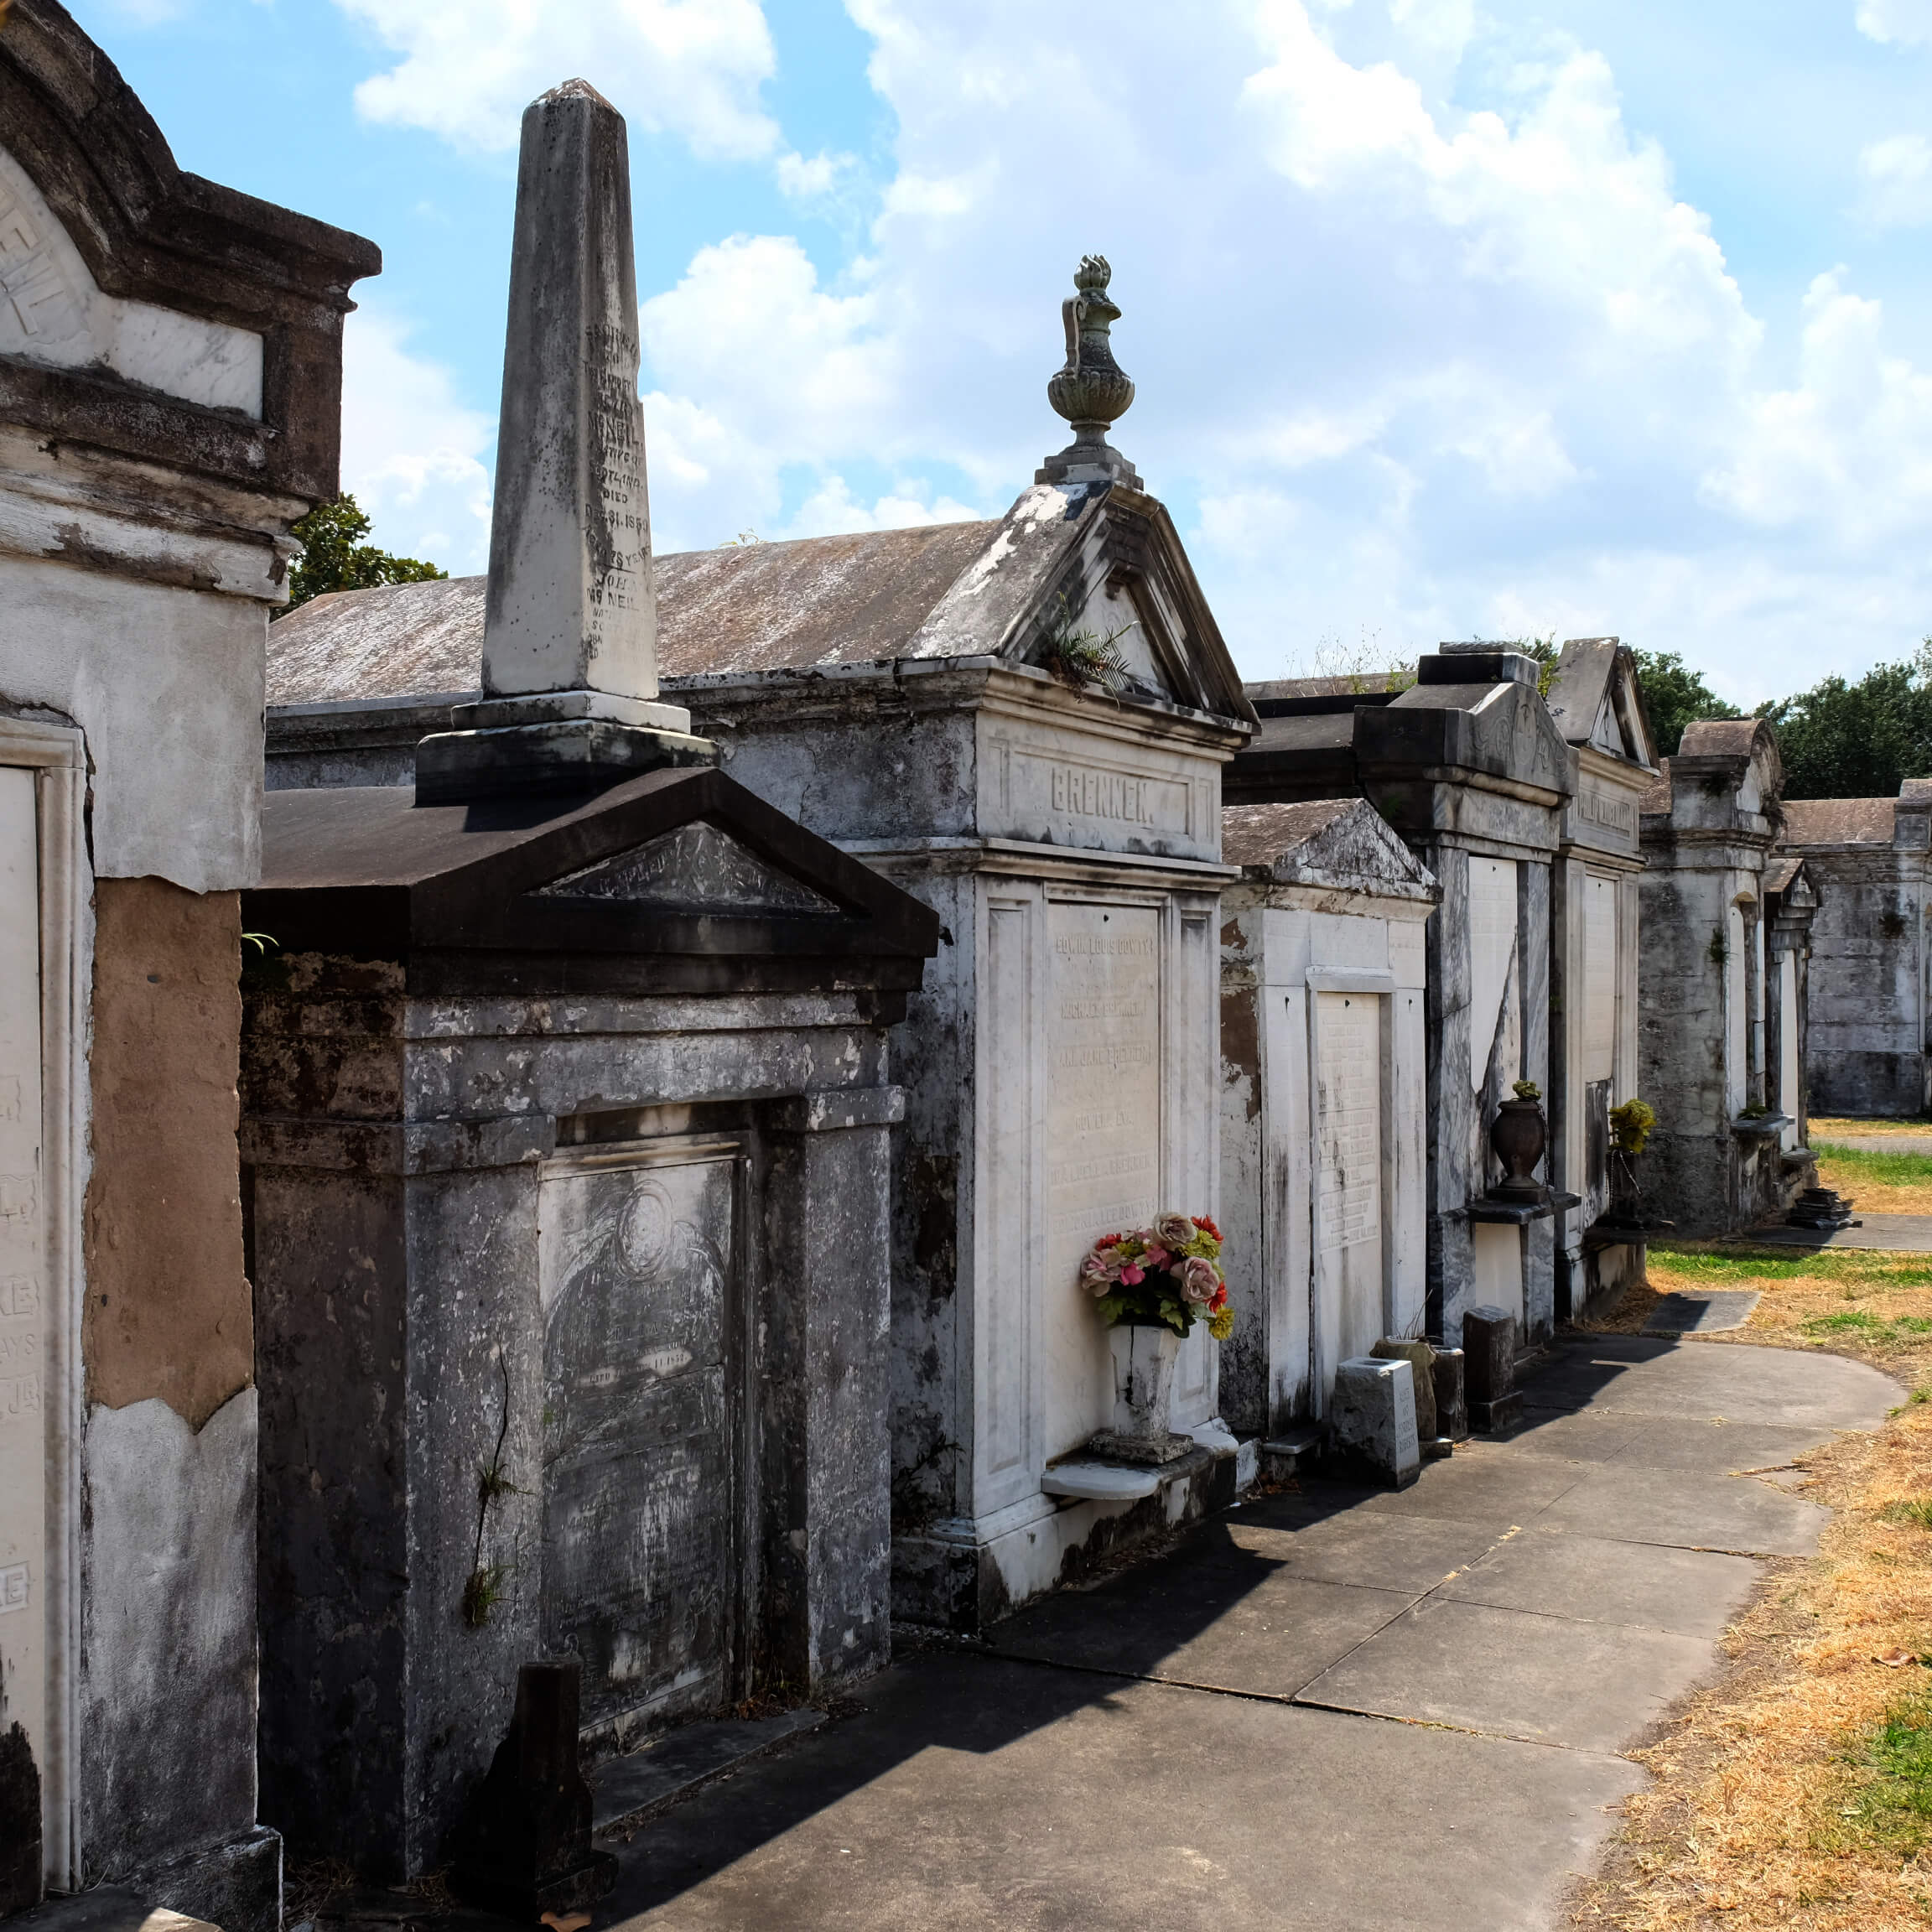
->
[1222, 797, 1439, 901]
[269, 480, 1256, 723]
[247, 765, 941, 995]
[1544, 636, 1657, 770]
[1779, 796, 1901, 846]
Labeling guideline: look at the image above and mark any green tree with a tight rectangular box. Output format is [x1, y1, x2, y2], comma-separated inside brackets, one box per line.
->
[1633, 649, 1742, 758]
[283, 494, 446, 611]
[1757, 645, 1932, 800]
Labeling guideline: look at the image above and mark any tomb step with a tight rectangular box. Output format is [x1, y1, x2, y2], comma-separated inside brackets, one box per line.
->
[1259, 1428, 1324, 1482]
[9, 1893, 220, 1932]
[590, 1706, 825, 1836]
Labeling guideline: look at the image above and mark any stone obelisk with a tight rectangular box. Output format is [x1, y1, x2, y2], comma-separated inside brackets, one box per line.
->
[417, 79, 712, 803]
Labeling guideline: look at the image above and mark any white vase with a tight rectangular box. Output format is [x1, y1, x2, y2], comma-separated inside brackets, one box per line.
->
[1108, 1322, 1182, 1441]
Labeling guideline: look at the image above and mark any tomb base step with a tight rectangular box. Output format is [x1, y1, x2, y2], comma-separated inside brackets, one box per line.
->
[589, 1706, 824, 1836]
[892, 1446, 1225, 1634]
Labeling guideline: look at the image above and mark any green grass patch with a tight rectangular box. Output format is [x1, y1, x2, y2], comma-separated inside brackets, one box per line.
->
[1881, 1498, 1932, 1530]
[1833, 1685, 1932, 1859]
[1649, 1243, 1932, 1288]
[1815, 1140, 1932, 1185]
[1801, 1311, 1932, 1343]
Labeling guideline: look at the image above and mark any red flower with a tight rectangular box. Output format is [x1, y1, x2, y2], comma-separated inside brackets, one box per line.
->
[1192, 1215, 1223, 1241]
[1097, 1233, 1122, 1249]
[1209, 1285, 1228, 1313]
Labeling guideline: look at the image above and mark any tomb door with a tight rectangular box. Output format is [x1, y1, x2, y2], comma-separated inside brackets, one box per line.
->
[0, 766, 44, 1903]
[1581, 872, 1618, 1200]
[538, 1140, 745, 1740]
[1043, 898, 1163, 1459]
[1310, 990, 1385, 1410]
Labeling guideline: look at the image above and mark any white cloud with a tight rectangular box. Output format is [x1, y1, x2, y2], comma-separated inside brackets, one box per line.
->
[784, 476, 981, 538]
[775, 148, 860, 204]
[330, 0, 1932, 697]
[333, 0, 780, 159]
[1858, 133, 1932, 226]
[338, 306, 496, 573]
[1702, 269, 1932, 545]
[1857, 0, 1932, 46]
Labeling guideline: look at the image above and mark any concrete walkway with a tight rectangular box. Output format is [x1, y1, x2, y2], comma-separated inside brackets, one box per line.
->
[1750, 1212, 1932, 1252]
[597, 1337, 1896, 1932]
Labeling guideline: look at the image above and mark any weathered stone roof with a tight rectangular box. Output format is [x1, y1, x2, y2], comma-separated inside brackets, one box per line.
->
[1221, 797, 1439, 900]
[1639, 765, 1673, 816]
[1246, 674, 1407, 702]
[1677, 718, 1767, 758]
[268, 483, 1259, 721]
[1780, 797, 1898, 845]
[268, 524, 1004, 704]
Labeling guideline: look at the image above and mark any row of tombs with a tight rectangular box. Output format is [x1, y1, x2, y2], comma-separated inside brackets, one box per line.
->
[0, 14, 1826, 1929]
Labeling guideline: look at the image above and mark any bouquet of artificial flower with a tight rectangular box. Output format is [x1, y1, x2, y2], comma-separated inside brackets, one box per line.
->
[1079, 1213, 1232, 1340]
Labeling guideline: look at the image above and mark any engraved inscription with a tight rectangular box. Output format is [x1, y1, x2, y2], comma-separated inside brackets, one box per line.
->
[1011, 749, 1191, 844]
[0, 174, 85, 345]
[0, 1562, 25, 1614]
[1578, 789, 1637, 837]
[1051, 765, 1155, 825]
[1046, 905, 1161, 1448]
[1317, 995, 1382, 1254]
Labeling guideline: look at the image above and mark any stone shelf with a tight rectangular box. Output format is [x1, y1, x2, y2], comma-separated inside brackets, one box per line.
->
[1039, 1462, 1162, 1503]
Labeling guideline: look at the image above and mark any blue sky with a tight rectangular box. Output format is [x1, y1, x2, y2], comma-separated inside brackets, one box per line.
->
[69, 0, 1932, 704]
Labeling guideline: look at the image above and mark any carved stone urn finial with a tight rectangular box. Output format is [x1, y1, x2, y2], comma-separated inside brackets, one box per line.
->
[1036, 254, 1144, 491]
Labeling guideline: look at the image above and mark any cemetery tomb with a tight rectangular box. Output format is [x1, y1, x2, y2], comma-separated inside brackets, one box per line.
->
[1543, 638, 1655, 1315]
[1219, 800, 1437, 1431]
[0, 8, 377, 1924]
[1639, 719, 1817, 1236]
[1225, 647, 1574, 1348]
[262, 257, 1259, 1636]
[1779, 782, 1932, 1117]
[242, 80, 940, 1883]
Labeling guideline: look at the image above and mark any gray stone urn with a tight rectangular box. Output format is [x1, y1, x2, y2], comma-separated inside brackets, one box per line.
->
[1107, 1321, 1181, 1441]
[1489, 1097, 1549, 1200]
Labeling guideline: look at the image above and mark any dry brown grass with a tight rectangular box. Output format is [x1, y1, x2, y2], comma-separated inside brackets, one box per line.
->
[1807, 1119, 1932, 1213]
[1568, 1244, 1932, 1929]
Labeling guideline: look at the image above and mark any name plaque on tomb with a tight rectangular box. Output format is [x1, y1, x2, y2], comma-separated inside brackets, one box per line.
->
[1044, 902, 1161, 1452]
[979, 723, 1218, 861]
[0, 767, 45, 1797]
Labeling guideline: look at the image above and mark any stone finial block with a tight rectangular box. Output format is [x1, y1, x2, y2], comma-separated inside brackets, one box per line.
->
[1371, 1337, 1437, 1441]
[449, 1658, 618, 1920]
[1431, 1346, 1468, 1441]
[483, 79, 659, 705]
[1330, 1357, 1421, 1490]
[1462, 1305, 1522, 1435]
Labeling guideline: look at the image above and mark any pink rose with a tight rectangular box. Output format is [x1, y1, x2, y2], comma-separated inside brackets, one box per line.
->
[1078, 1259, 1114, 1297]
[1181, 1256, 1219, 1305]
[1119, 1264, 1144, 1285]
[1154, 1213, 1195, 1250]
[1143, 1246, 1171, 1270]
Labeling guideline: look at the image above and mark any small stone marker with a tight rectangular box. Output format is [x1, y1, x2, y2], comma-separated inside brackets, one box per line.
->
[1372, 1336, 1438, 1442]
[1431, 1346, 1468, 1442]
[1462, 1305, 1523, 1435]
[1330, 1357, 1421, 1489]
[417, 79, 713, 802]
[449, 1658, 617, 1921]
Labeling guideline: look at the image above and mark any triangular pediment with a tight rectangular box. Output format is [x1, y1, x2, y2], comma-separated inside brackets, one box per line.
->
[901, 483, 1257, 723]
[533, 820, 840, 917]
[1546, 637, 1657, 771]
